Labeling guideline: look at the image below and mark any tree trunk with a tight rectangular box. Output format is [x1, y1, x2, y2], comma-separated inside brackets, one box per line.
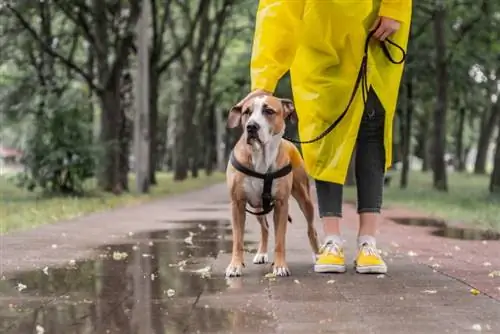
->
[148, 68, 159, 185]
[474, 104, 499, 174]
[489, 122, 500, 193]
[97, 87, 123, 193]
[431, 6, 448, 191]
[400, 75, 413, 188]
[455, 105, 467, 172]
[204, 103, 216, 175]
[174, 2, 212, 180]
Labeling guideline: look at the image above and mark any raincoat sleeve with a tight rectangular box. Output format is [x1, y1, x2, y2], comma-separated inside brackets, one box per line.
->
[379, 0, 412, 24]
[250, 0, 305, 93]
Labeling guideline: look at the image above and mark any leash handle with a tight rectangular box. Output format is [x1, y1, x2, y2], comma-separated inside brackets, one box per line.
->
[283, 22, 406, 145]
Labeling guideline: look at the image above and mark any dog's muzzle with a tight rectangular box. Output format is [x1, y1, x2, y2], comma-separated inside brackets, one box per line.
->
[246, 122, 260, 143]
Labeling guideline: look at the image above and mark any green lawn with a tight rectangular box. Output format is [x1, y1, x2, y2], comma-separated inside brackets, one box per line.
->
[0, 172, 225, 234]
[344, 171, 500, 230]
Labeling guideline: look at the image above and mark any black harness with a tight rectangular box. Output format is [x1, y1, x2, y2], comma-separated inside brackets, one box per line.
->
[230, 151, 293, 222]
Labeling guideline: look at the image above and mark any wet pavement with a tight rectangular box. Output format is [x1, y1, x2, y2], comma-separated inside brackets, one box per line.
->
[391, 217, 500, 241]
[1, 183, 500, 333]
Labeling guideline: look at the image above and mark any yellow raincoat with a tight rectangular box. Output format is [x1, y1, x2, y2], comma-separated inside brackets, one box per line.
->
[250, 0, 412, 184]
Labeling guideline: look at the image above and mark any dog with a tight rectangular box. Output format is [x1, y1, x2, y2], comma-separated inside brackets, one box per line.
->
[225, 95, 320, 277]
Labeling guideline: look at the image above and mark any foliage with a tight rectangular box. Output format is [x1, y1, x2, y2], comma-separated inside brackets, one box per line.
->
[14, 89, 96, 195]
[0, 172, 225, 234]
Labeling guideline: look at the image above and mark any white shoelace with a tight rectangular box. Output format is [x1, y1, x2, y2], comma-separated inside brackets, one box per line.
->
[360, 243, 381, 257]
[321, 241, 342, 255]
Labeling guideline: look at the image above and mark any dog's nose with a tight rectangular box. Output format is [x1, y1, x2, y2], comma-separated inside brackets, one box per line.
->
[246, 122, 260, 133]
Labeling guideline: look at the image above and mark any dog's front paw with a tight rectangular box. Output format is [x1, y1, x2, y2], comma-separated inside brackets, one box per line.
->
[225, 263, 244, 277]
[272, 264, 291, 277]
[252, 252, 269, 264]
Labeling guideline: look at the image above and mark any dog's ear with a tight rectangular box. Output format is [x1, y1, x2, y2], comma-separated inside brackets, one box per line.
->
[281, 98, 297, 124]
[227, 105, 243, 128]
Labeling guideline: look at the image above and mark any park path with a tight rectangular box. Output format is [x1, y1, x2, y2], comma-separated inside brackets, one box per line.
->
[0, 183, 499, 333]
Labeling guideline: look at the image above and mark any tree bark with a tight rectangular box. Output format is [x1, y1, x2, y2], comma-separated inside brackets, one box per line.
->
[489, 121, 500, 193]
[474, 103, 499, 174]
[148, 68, 159, 185]
[431, 6, 448, 191]
[455, 105, 467, 172]
[400, 74, 413, 188]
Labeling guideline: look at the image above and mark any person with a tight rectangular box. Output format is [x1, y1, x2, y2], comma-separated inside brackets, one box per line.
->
[236, 0, 412, 274]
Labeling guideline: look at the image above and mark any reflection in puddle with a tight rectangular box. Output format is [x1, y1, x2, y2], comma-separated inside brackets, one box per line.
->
[390, 218, 446, 228]
[390, 217, 500, 241]
[432, 226, 500, 241]
[0, 220, 270, 334]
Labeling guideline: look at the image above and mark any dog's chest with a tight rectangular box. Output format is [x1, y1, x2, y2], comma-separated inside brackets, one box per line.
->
[243, 158, 279, 208]
[243, 176, 278, 208]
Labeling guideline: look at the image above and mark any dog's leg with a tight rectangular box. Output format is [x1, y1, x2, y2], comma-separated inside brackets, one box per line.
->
[272, 199, 291, 276]
[292, 180, 320, 255]
[253, 216, 269, 264]
[225, 200, 246, 277]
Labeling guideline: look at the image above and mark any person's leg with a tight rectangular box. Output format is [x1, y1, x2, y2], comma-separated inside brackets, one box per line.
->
[354, 88, 387, 274]
[313, 180, 346, 273]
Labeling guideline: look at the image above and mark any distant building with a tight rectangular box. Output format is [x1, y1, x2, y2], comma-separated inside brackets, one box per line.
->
[0, 146, 23, 175]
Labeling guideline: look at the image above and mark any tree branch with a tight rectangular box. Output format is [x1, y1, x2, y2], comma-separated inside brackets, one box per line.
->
[445, 0, 487, 64]
[6, 3, 100, 93]
[157, 0, 208, 73]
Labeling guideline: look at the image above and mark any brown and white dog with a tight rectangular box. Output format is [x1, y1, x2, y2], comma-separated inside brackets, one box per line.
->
[225, 95, 320, 277]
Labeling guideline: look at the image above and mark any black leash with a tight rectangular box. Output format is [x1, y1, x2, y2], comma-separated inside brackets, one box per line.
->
[283, 25, 406, 144]
[230, 151, 293, 222]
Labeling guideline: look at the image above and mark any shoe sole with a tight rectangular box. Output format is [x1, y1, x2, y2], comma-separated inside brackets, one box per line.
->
[355, 264, 387, 274]
[314, 264, 347, 273]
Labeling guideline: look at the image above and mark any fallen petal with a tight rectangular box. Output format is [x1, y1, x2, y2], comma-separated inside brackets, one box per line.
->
[42, 267, 49, 275]
[184, 236, 194, 245]
[166, 289, 175, 297]
[471, 324, 482, 331]
[327, 280, 335, 284]
[293, 279, 300, 284]
[470, 288, 480, 296]
[422, 290, 437, 294]
[488, 270, 500, 278]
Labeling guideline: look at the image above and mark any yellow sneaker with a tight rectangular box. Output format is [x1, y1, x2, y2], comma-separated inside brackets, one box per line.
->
[355, 243, 387, 274]
[314, 241, 346, 273]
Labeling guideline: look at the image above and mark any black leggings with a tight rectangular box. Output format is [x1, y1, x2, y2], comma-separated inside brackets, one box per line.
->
[314, 89, 385, 218]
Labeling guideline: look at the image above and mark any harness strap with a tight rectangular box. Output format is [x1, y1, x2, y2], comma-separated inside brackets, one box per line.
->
[230, 151, 293, 222]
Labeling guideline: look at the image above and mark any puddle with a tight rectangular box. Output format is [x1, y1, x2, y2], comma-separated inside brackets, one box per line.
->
[432, 226, 500, 241]
[390, 218, 446, 228]
[390, 217, 500, 241]
[0, 220, 271, 334]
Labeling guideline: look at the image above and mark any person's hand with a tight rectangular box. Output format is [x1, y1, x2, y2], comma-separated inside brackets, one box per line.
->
[370, 16, 401, 41]
[235, 89, 272, 108]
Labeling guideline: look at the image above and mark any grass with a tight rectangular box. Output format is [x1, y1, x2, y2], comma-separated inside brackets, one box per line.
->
[0, 172, 225, 234]
[344, 171, 500, 231]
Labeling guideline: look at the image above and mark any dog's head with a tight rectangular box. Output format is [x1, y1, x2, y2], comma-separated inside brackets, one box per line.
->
[226, 95, 297, 146]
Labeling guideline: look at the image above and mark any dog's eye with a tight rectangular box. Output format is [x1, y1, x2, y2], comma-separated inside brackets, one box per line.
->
[242, 108, 251, 115]
[263, 108, 275, 115]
